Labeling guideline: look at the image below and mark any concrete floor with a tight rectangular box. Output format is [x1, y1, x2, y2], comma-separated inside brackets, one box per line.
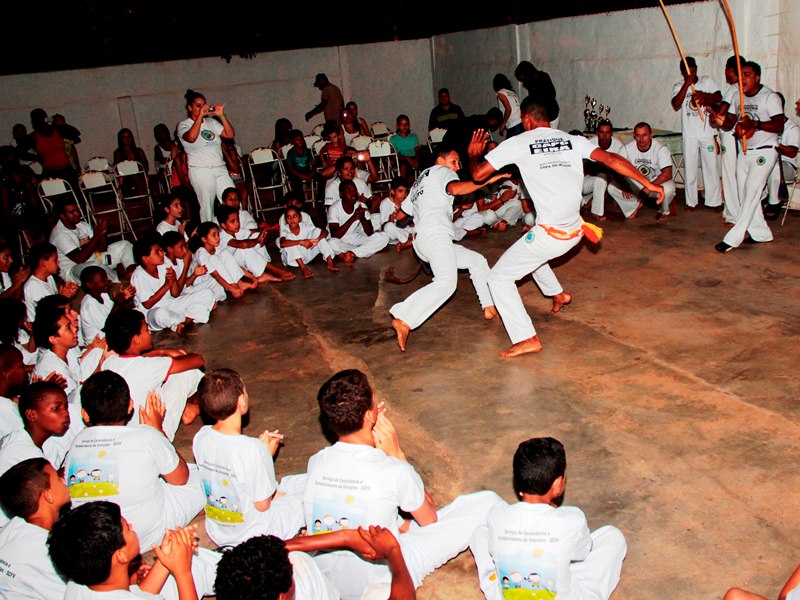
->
[167, 200, 800, 599]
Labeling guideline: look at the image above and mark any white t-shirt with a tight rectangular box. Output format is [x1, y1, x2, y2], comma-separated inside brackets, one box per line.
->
[80, 293, 113, 341]
[192, 426, 281, 546]
[622, 138, 673, 183]
[304, 442, 425, 538]
[101, 354, 172, 423]
[324, 176, 371, 206]
[50, 220, 103, 281]
[727, 84, 783, 149]
[486, 128, 596, 227]
[379, 198, 403, 226]
[0, 428, 44, 477]
[486, 501, 592, 600]
[281, 221, 324, 245]
[779, 119, 800, 169]
[0, 395, 23, 438]
[177, 117, 225, 168]
[33, 347, 90, 398]
[194, 247, 242, 284]
[672, 74, 720, 138]
[23, 275, 58, 322]
[278, 211, 313, 239]
[290, 550, 340, 600]
[131, 264, 172, 311]
[156, 220, 188, 241]
[327, 201, 372, 244]
[0, 517, 67, 600]
[401, 165, 459, 239]
[497, 88, 522, 130]
[64, 582, 162, 599]
[589, 135, 625, 155]
[0, 271, 11, 294]
[65, 425, 180, 551]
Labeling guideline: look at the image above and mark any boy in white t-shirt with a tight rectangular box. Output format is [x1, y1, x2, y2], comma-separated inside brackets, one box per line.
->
[327, 180, 389, 263]
[471, 437, 627, 600]
[379, 177, 415, 251]
[131, 236, 215, 334]
[23, 242, 78, 322]
[80, 266, 136, 342]
[192, 368, 305, 547]
[65, 371, 205, 552]
[102, 309, 204, 440]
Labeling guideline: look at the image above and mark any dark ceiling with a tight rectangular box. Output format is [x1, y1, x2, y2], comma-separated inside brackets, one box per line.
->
[4, 1, 703, 76]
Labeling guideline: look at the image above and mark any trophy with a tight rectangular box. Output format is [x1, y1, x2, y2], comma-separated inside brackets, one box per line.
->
[584, 95, 591, 132]
[589, 98, 598, 133]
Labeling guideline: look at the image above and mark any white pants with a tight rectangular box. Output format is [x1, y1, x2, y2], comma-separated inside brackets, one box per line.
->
[488, 225, 582, 344]
[130, 368, 204, 441]
[768, 158, 797, 206]
[281, 239, 335, 266]
[390, 233, 493, 329]
[383, 222, 414, 244]
[719, 130, 739, 223]
[582, 174, 641, 218]
[722, 147, 777, 247]
[139, 464, 206, 551]
[160, 547, 222, 600]
[482, 200, 524, 226]
[471, 524, 627, 600]
[683, 135, 721, 207]
[144, 287, 216, 332]
[328, 232, 389, 258]
[232, 244, 270, 276]
[314, 491, 502, 600]
[188, 165, 234, 223]
[608, 178, 676, 215]
[453, 207, 485, 240]
[68, 240, 135, 283]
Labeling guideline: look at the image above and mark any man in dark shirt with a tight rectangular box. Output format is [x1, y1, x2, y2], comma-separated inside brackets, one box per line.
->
[514, 61, 560, 125]
[428, 88, 466, 131]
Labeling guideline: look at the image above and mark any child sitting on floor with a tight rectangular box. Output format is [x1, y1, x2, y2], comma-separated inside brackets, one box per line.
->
[79, 265, 135, 342]
[161, 230, 216, 300]
[379, 177, 414, 251]
[221, 187, 274, 236]
[130, 236, 215, 334]
[471, 437, 627, 600]
[216, 205, 294, 283]
[189, 222, 258, 300]
[23, 242, 78, 322]
[192, 368, 306, 547]
[279, 206, 338, 278]
[156, 194, 190, 240]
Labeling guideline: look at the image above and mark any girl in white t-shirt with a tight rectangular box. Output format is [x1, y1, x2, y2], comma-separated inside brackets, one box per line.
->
[493, 73, 523, 138]
[279, 206, 338, 278]
[189, 222, 258, 299]
[155, 194, 190, 240]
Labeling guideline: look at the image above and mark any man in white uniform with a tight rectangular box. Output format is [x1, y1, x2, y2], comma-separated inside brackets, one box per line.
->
[608, 122, 676, 221]
[766, 93, 799, 217]
[324, 156, 375, 207]
[469, 100, 664, 358]
[670, 57, 722, 211]
[49, 199, 134, 283]
[581, 120, 642, 221]
[716, 61, 784, 252]
[327, 180, 389, 263]
[390, 143, 507, 352]
[711, 55, 747, 225]
[304, 370, 501, 600]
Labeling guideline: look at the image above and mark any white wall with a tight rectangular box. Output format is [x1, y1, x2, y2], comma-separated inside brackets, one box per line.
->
[1, 0, 797, 173]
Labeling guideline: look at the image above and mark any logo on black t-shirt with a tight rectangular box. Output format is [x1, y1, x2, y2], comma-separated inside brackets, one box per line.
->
[529, 139, 572, 155]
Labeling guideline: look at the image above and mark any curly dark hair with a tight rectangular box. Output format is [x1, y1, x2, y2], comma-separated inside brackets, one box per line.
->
[215, 535, 293, 600]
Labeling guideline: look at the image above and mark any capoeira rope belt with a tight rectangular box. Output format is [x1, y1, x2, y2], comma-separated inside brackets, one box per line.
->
[188, 164, 226, 169]
[539, 222, 604, 244]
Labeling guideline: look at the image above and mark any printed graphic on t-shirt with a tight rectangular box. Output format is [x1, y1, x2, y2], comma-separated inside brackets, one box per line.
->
[494, 528, 561, 599]
[201, 130, 216, 141]
[202, 476, 244, 524]
[310, 476, 369, 534]
[633, 159, 655, 179]
[528, 138, 572, 155]
[67, 442, 120, 498]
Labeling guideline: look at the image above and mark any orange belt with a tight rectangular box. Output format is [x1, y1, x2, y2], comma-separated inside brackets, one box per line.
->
[538, 222, 604, 244]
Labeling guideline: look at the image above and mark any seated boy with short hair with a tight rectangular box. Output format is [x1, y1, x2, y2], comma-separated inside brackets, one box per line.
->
[79, 265, 136, 342]
[47, 501, 198, 600]
[471, 437, 627, 600]
[192, 368, 305, 547]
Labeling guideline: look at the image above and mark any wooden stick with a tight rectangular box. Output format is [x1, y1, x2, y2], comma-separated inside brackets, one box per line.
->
[658, 0, 705, 123]
[719, 0, 747, 154]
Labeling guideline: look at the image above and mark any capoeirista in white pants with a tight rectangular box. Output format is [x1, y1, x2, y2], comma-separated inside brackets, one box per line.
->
[723, 148, 777, 246]
[608, 177, 676, 216]
[188, 165, 234, 223]
[390, 232, 493, 329]
[682, 135, 722, 207]
[488, 225, 582, 344]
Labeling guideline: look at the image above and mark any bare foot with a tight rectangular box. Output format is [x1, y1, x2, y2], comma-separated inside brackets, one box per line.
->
[300, 266, 314, 279]
[258, 273, 282, 283]
[278, 270, 296, 281]
[522, 224, 534, 233]
[484, 305, 498, 320]
[181, 402, 201, 425]
[656, 212, 669, 222]
[628, 200, 643, 220]
[391, 318, 411, 352]
[500, 335, 543, 358]
[326, 258, 340, 273]
[550, 291, 572, 314]
[492, 220, 508, 231]
[173, 322, 185, 335]
[339, 251, 356, 264]
[590, 213, 607, 222]
[396, 239, 413, 252]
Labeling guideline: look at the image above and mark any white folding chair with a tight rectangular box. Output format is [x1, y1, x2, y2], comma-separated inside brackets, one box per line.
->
[427, 128, 447, 151]
[114, 160, 154, 227]
[310, 123, 325, 137]
[371, 121, 391, 139]
[280, 143, 294, 161]
[304, 135, 321, 152]
[80, 171, 136, 240]
[312, 138, 328, 157]
[352, 135, 373, 152]
[38, 178, 86, 218]
[84, 156, 114, 173]
[781, 174, 800, 226]
[247, 147, 288, 216]
[367, 140, 400, 193]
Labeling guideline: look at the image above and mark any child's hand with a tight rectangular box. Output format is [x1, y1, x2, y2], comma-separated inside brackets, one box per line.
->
[372, 412, 406, 461]
[116, 283, 136, 302]
[193, 264, 208, 277]
[11, 267, 30, 286]
[178, 221, 186, 235]
[165, 267, 177, 284]
[60, 281, 79, 298]
[139, 390, 166, 433]
[356, 525, 402, 561]
[230, 287, 244, 299]
[152, 525, 197, 575]
[32, 371, 68, 389]
[259, 429, 284, 456]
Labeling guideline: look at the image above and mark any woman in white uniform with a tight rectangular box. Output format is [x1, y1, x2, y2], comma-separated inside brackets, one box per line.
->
[177, 89, 236, 222]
